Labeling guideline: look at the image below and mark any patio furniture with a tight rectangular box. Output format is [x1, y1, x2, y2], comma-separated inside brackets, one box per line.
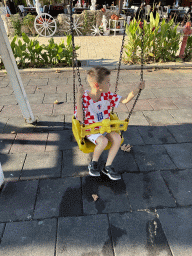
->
[144, 5, 151, 20]
[109, 18, 125, 36]
[73, 7, 89, 14]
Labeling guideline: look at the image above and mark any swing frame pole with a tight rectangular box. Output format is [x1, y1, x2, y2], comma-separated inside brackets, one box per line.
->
[0, 15, 35, 124]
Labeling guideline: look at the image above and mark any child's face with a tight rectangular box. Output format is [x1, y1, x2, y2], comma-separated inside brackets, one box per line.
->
[100, 75, 111, 93]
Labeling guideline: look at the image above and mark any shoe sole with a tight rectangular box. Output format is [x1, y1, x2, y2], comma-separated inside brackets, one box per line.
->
[88, 166, 100, 177]
[102, 170, 121, 180]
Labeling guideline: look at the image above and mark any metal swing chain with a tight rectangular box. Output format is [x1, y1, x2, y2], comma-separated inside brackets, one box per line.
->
[112, 4, 129, 114]
[70, 0, 85, 125]
[126, 6, 144, 122]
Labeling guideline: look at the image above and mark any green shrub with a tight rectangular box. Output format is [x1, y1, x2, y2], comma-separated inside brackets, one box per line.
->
[10, 33, 80, 68]
[23, 14, 36, 36]
[10, 14, 22, 36]
[124, 13, 181, 64]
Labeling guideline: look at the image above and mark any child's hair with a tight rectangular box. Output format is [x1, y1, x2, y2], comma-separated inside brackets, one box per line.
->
[87, 66, 111, 84]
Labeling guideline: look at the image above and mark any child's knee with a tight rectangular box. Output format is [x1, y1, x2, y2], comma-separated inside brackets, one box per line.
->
[96, 135, 108, 147]
[111, 132, 122, 144]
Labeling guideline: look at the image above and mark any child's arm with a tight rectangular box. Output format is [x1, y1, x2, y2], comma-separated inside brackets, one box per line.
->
[76, 86, 84, 123]
[120, 81, 145, 104]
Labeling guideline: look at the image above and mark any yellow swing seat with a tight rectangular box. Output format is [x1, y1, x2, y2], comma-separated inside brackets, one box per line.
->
[72, 113, 129, 153]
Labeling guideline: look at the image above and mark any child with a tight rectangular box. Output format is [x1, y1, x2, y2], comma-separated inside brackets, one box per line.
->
[75, 67, 145, 180]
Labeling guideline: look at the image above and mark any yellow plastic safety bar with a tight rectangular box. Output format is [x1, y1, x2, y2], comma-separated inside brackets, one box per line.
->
[72, 113, 129, 153]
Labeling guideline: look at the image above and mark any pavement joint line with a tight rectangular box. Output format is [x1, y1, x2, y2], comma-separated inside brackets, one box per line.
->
[1, 62, 192, 74]
[161, 175, 178, 206]
[32, 179, 40, 220]
[18, 153, 27, 181]
[106, 213, 116, 256]
[1, 205, 192, 225]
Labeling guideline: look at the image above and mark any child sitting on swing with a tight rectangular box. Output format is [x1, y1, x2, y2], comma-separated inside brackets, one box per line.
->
[75, 66, 145, 180]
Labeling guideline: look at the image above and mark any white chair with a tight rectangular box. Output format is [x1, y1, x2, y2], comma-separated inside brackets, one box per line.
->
[162, 6, 169, 19]
[110, 6, 116, 11]
[144, 5, 151, 19]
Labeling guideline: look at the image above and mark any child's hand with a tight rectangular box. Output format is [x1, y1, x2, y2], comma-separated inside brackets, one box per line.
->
[138, 81, 145, 90]
[77, 86, 84, 99]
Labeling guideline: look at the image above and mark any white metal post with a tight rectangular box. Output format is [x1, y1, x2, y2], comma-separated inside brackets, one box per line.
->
[0, 162, 4, 187]
[0, 15, 35, 124]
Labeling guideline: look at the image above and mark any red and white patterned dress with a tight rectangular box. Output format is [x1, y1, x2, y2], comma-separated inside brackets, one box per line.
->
[75, 90, 122, 144]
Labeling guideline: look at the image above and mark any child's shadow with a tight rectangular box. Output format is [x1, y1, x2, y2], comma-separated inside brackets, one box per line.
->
[82, 170, 127, 214]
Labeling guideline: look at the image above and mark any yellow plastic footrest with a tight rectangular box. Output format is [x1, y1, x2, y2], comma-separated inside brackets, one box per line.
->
[72, 114, 128, 154]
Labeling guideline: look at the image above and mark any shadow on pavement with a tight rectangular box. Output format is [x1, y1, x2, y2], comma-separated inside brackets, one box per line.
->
[0, 121, 192, 255]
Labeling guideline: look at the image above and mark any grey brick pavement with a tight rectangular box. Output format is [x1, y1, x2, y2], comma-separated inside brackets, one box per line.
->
[1, 68, 192, 255]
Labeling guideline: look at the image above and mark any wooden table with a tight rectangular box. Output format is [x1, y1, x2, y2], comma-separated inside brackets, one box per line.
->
[73, 7, 89, 14]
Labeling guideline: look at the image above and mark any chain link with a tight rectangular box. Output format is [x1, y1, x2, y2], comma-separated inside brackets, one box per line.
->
[112, 7, 129, 114]
[126, 6, 144, 121]
[70, 1, 85, 125]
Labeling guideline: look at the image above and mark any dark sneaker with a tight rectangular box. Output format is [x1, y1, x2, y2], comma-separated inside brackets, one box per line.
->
[88, 161, 100, 177]
[102, 165, 121, 180]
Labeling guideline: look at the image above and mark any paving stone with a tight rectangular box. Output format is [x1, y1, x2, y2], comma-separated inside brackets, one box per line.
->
[133, 145, 176, 172]
[52, 102, 74, 115]
[46, 130, 76, 151]
[136, 88, 156, 100]
[28, 78, 48, 86]
[167, 124, 192, 143]
[35, 85, 57, 94]
[0, 153, 26, 181]
[62, 148, 91, 177]
[3, 116, 36, 133]
[21, 151, 62, 179]
[24, 85, 37, 94]
[109, 211, 172, 256]
[164, 143, 192, 169]
[0, 133, 16, 154]
[31, 103, 54, 116]
[0, 219, 57, 256]
[123, 172, 176, 210]
[148, 98, 178, 110]
[0, 105, 22, 118]
[122, 125, 145, 145]
[158, 207, 192, 256]
[82, 175, 131, 215]
[172, 79, 192, 87]
[101, 148, 139, 173]
[56, 215, 113, 256]
[0, 117, 7, 133]
[161, 169, 192, 206]
[0, 180, 38, 222]
[0, 223, 5, 240]
[35, 115, 65, 132]
[137, 126, 176, 145]
[64, 115, 73, 129]
[43, 94, 66, 104]
[168, 109, 192, 123]
[34, 177, 82, 219]
[0, 95, 17, 105]
[151, 87, 192, 98]
[0, 87, 13, 96]
[170, 97, 192, 109]
[153, 80, 178, 88]
[10, 133, 48, 153]
[127, 111, 149, 126]
[27, 94, 44, 104]
[126, 99, 154, 112]
[142, 110, 177, 125]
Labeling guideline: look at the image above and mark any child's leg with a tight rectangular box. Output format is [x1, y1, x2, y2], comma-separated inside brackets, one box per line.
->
[105, 132, 121, 166]
[92, 135, 108, 162]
